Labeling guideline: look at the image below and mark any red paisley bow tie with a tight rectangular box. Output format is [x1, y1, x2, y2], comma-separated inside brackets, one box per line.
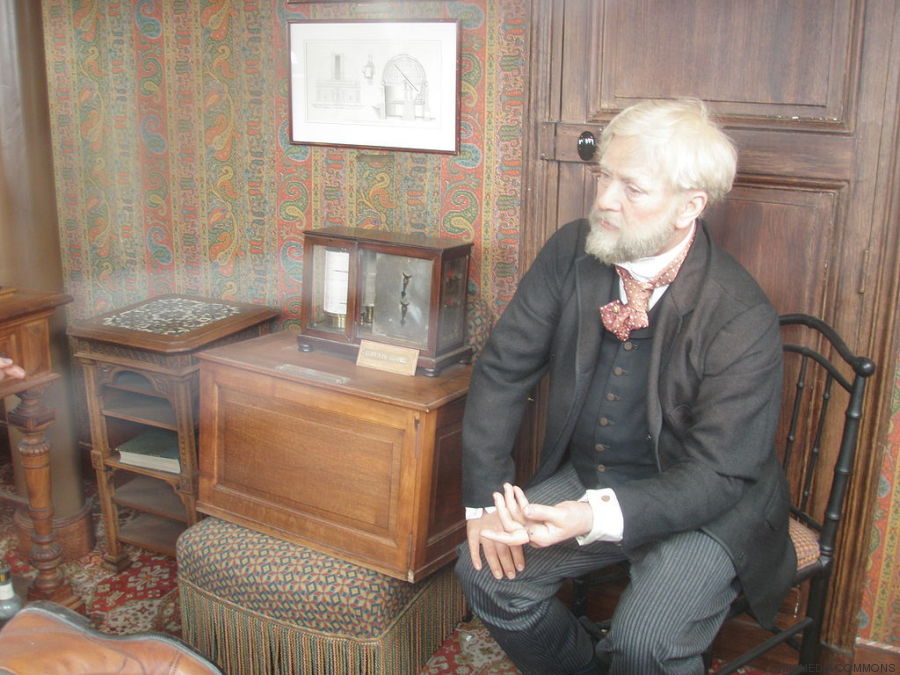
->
[599, 234, 694, 341]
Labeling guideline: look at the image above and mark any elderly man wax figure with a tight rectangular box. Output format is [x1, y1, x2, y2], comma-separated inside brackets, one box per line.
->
[455, 99, 795, 675]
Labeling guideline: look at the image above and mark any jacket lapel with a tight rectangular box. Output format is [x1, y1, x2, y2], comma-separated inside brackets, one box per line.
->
[646, 222, 710, 439]
[574, 252, 613, 396]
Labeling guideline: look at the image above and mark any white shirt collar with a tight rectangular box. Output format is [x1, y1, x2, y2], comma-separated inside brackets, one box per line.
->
[618, 222, 696, 284]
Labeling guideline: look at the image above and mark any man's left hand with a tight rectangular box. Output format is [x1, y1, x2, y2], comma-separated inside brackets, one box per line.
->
[481, 483, 594, 548]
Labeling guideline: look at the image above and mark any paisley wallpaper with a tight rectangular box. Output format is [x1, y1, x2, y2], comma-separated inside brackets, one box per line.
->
[40, 0, 897, 650]
[41, 0, 528, 351]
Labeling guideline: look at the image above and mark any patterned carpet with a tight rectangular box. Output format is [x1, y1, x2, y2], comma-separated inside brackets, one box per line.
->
[0, 457, 770, 674]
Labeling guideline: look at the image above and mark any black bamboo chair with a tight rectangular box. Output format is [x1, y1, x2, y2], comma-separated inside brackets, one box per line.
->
[710, 313, 876, 673]
[571, 313, 876, 673]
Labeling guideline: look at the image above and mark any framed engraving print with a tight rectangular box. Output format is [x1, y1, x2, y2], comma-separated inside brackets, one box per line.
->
[288, 20, 460, 154]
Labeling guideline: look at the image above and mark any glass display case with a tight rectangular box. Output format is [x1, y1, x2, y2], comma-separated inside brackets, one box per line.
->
[299, 227, 472, 375]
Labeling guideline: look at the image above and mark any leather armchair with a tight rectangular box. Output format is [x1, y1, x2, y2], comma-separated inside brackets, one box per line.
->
[0, 600, 221, 675]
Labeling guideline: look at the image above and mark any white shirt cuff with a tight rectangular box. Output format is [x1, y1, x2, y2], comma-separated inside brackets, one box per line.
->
[465, 506, 496, 520]
[575, 489, 624, 545]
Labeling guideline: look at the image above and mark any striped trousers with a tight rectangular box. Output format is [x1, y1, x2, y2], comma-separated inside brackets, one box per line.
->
[455, 464, 739, 675]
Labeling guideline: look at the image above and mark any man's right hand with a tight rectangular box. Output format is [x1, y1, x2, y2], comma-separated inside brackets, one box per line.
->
[466, 510, 526, 580]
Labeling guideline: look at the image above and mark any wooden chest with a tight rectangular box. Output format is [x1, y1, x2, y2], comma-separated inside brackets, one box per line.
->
[196, 331, 470, 581]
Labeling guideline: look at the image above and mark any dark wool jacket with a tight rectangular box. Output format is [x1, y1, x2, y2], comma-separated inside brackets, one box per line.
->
[462, 219, 795, 626]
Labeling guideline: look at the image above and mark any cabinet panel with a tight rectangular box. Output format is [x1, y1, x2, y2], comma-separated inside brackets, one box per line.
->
[217, 385, 405, 536]
[197, 331, 470, 581]
[0, 331, 19, 365]
[425, 403, 465, 547]
[0, 318, 51, 375]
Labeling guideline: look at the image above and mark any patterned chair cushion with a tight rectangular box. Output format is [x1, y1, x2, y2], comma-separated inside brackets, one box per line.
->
[789, 517, 821, 572]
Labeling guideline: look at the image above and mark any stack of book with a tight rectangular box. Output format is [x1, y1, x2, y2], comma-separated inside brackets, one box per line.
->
[116, 429, 180, 473]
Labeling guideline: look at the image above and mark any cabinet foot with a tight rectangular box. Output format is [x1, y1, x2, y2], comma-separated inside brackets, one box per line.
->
[101, 552, 131, 573]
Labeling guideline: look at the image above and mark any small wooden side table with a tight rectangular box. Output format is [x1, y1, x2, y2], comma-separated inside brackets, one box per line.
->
[68, 295, 277, 570]
[0, 288, 81, 608]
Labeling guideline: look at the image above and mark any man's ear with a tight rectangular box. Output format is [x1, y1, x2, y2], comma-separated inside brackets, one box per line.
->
[675, 191, 708, 229]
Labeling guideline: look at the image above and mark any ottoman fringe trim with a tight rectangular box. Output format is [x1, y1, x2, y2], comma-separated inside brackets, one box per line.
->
[178, 567, 465, 675]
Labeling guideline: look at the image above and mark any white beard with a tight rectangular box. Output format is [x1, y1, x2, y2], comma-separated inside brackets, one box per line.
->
[585, 206, 680, 265]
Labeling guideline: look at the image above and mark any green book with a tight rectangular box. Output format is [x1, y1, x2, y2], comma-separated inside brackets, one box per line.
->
[116, 429, 180, 473]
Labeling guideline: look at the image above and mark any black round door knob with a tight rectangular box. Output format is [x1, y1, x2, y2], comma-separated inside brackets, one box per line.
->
[577, 131, 597, 161]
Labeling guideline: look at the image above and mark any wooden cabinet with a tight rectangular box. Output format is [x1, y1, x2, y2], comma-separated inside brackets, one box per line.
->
[69, 295, 277, 570]
[196, 330, 470, 582]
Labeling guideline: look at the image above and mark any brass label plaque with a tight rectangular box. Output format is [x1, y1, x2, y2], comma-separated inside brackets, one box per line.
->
[356, 339, 419, 376]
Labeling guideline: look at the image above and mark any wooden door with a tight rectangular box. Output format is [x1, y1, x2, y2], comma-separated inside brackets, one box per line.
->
[521, 0, 900, 656]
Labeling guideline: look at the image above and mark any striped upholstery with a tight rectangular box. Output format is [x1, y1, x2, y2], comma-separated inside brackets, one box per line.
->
[176, 517, 465, 674]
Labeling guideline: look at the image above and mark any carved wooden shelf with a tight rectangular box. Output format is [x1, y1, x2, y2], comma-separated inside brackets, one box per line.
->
[69, 295, 277, 570]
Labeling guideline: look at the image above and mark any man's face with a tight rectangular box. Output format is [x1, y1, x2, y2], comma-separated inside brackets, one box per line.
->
[586, 135, 689, 265]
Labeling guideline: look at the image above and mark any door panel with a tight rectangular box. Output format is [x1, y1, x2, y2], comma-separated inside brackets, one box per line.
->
[522, 0, 900, 654]
[705, 183, 839, 316]
[598, 0, 856, 122]
[533, 0, 865, 330]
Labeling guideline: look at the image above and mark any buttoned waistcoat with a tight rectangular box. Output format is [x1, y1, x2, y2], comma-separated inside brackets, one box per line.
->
[462, 219, 796, 626]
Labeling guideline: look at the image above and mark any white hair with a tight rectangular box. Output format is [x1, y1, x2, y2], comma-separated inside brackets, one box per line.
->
[598, 98, 737, 204]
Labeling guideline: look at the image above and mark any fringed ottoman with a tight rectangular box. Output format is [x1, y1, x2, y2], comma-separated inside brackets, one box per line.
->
[176, 517, 465, 675]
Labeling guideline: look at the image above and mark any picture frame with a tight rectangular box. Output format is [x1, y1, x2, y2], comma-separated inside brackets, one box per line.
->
[288, 20, 460, 154]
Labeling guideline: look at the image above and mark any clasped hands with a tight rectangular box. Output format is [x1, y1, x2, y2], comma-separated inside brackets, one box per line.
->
[467, 482, 593, 580]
